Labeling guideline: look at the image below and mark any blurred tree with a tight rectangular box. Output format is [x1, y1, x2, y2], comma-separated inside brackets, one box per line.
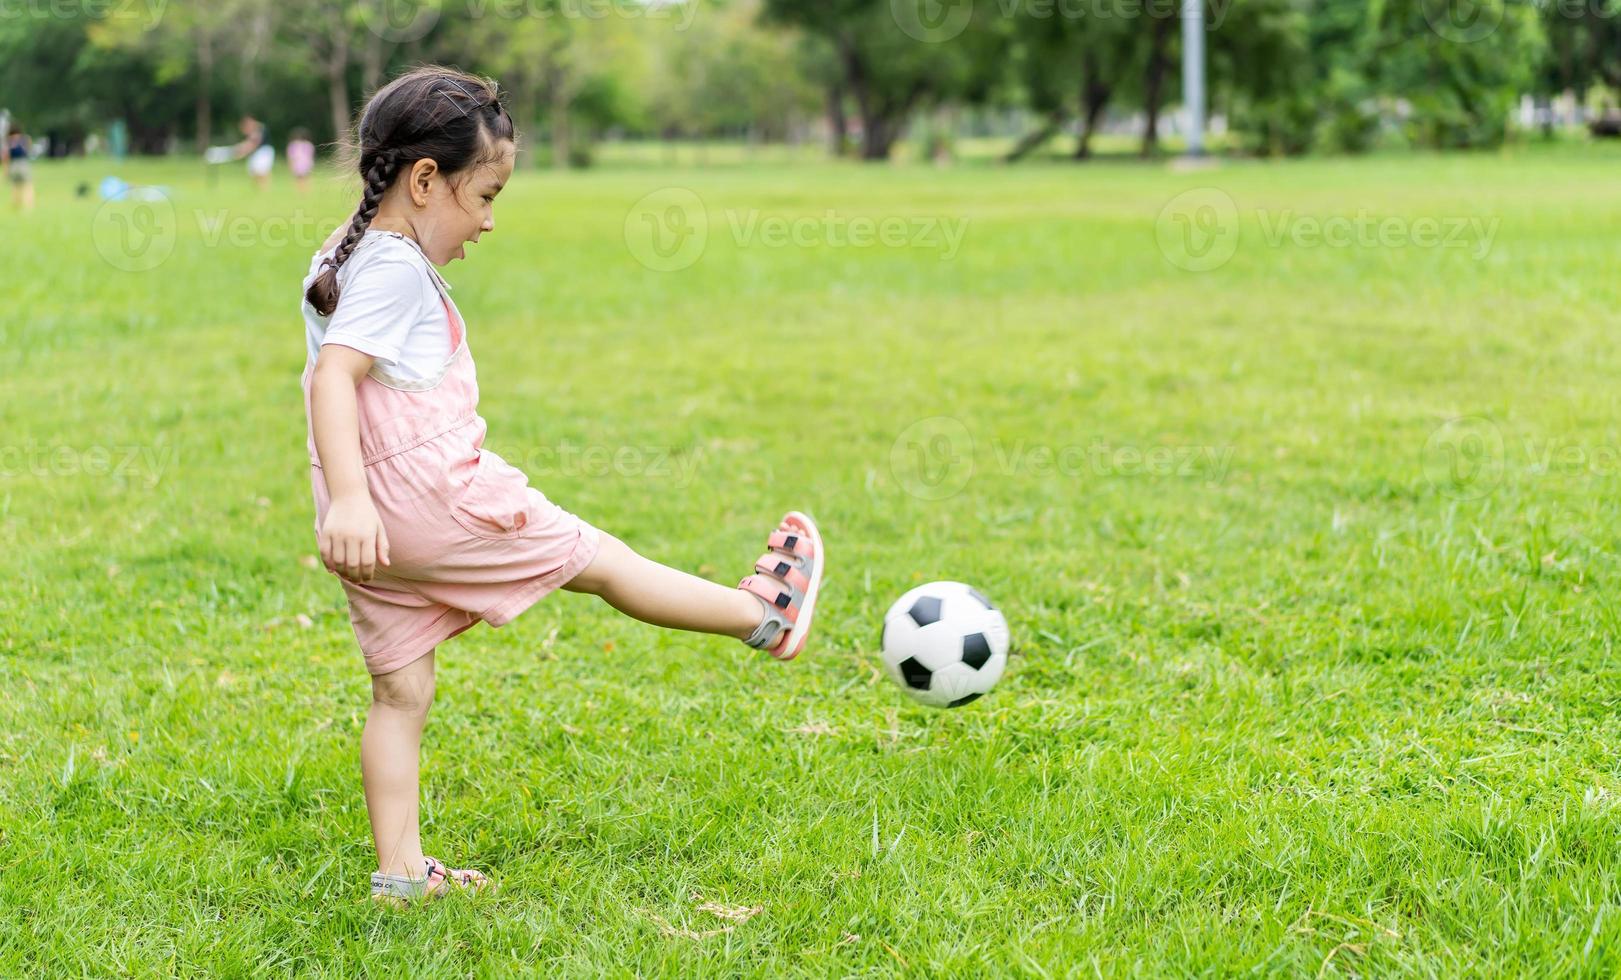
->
[1533, 0, 1618, 125]
[1220, 0, 1542, 154]
[646, 0, 820, 143]
[1003, 0, 1136, 161]
[282, 0, 362, 142]
[450, 0, 652, 168]
[0, 0, 1563, 160]
[760, 0, 989, 159]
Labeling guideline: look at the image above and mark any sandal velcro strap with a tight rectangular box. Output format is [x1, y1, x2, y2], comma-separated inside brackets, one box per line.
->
[768, 530, 815, 559]
[739, 574, 801, 623]
[754, 551, 810, 592]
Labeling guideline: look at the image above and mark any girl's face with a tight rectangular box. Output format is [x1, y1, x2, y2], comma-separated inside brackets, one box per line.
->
[405, 139, 517, 267]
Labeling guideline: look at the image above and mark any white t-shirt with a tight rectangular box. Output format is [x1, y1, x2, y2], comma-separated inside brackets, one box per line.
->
[301, 230, 460, 384]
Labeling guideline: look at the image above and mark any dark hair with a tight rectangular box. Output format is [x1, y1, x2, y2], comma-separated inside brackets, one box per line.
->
[289, 127, 312, 142]
[305, 65, 516, 317]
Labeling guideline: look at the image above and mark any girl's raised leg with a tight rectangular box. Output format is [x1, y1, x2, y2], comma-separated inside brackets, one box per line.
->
[562, 531, 763, 639]
[562, 513, 825, 661]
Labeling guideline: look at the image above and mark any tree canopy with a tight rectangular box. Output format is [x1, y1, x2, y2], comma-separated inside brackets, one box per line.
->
[0, 0, 1580, 161]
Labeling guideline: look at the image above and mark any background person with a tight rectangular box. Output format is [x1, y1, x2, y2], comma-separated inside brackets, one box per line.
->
[230, 115, 274, 190]
[287, 127, 316, 193]
[6, 126, 34, 211]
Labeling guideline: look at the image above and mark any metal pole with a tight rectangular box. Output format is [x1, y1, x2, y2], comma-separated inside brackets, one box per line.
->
[1182, 0, 1205, 157]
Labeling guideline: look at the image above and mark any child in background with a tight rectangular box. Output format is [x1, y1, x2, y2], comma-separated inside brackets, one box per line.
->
[233, 115, 273, 191]
[287, 128, 316, 193]
[6, 128, 34, 212]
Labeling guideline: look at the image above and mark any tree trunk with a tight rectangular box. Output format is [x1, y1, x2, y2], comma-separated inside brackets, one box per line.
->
[362, 29, 386, 97]
[326, 33, 352, 145]
[862, 115, 898, 160]
[837, 36, 918, 161]
[1076, 66, 1112, 160]
[550, 72, 572, 170]
[827, 81, 849, 157]
[1006, 108, 1066, 163]
[1140, 17, 1172, 158]
[195, 28, 213, 153]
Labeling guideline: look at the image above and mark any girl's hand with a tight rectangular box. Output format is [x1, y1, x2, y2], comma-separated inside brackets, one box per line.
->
[320, 494, 391, 583]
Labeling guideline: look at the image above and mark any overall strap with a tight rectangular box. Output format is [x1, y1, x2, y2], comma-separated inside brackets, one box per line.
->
[359, 229, 464, 350]
[440, 292, 463, 351]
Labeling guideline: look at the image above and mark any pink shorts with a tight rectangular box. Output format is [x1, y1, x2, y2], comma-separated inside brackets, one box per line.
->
[312, 429, 602, 676]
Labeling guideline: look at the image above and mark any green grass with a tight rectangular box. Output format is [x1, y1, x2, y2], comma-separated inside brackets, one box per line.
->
[5, 143, 1621, 975]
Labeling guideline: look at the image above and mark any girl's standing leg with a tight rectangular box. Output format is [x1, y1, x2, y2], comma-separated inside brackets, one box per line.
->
[562, 528, 782, 640]
[361, 650, 436, 876]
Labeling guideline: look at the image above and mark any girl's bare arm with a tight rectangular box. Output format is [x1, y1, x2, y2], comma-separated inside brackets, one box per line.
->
[311, 344, 390, 582]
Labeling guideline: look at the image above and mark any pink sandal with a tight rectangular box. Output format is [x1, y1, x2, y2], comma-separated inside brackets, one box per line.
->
[370, 856, 491, 906]
[737, 511, 824, 661]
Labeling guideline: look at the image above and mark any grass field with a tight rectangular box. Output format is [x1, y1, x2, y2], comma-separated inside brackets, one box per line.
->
[6, 143, 1621, 975]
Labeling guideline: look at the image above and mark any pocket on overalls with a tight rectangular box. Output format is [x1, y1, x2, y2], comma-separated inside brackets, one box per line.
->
[451, 450, 532, 539]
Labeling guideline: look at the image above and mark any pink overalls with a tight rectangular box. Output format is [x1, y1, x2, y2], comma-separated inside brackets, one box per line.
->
[303, 242, 601, 676]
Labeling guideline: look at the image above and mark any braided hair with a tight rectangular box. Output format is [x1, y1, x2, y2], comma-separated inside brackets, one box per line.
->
[305, 66, 516, 317]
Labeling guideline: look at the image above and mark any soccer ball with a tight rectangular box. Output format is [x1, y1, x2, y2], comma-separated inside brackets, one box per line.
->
[880, 581, 1010, 708]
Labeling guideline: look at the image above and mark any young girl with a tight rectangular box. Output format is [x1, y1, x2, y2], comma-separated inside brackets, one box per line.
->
[301, 66, 825, 906]
[286, 128, 316, 194]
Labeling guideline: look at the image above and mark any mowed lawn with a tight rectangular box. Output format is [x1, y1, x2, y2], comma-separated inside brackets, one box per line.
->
[5, 143, 1621, 976]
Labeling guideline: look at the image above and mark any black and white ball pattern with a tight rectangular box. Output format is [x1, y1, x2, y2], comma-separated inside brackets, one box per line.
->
[880, 581, 1010, 708]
